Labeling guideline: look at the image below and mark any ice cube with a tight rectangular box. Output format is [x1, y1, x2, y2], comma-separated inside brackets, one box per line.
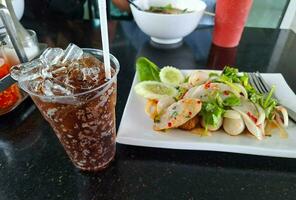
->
[41, 79, 54, 96]
[28, 77, 43, 93]
[51, 83, 73, 96]
[50, 66, 68, 78]
[79, 54, 103, 68]
[80, 67, 100, 81]
[40, 48, 64, 66]
[62, 43, 83, 63]
[10, 59, 44, 81]
[41, 67, 53, 79]
[67, 63, 83, 83]
[10, 64, 24, 80]
[42, 79, 73, 96]
[67, 61, 80, 72]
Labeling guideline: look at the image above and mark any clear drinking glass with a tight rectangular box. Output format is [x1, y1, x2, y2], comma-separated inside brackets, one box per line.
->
[3, 29, 39, 66]
[0, 29, 39, 115]
[19, 49, 120, 171]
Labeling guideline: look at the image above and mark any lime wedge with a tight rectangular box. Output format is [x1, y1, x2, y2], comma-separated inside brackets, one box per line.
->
[159, 66, 185, 86]
[135, 81, 178, 100]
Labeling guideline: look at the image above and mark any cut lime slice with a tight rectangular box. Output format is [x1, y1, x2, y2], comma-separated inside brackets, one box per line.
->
[159, 66, 185, 86]
[135, 81, 178, 100]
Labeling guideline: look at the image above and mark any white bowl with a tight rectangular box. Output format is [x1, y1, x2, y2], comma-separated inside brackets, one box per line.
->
[130, 0, 206, 44]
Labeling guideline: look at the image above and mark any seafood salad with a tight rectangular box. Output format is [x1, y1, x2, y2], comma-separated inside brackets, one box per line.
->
[134, 57, 289, 140]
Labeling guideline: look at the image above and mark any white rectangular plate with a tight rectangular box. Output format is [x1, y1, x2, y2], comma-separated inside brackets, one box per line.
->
[117, 70, 296, 158]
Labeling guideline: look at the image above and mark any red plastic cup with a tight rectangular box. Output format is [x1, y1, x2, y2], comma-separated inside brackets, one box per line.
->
[213, 0, 253, 48]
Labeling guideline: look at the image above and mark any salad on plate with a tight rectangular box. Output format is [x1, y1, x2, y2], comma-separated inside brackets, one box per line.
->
[134, 57, 289, 140]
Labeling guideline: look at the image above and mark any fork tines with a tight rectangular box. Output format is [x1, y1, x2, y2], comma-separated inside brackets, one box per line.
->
[248, 72, 271, 95]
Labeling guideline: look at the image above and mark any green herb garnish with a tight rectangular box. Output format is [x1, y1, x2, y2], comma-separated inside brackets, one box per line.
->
[184, 76, 189, 83]
[171, 111, 178, 118]
[215, 66, 278, 119]
[200, 101, 225, 128]
[223, 95, 241, 107]
[175, 87, 188, 101]
[247, 85, 277, 119]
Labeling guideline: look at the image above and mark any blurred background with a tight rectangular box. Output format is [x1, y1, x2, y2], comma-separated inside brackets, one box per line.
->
[21, 0, 295, 30]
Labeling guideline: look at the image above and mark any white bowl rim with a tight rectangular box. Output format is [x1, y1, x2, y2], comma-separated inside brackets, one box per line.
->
[131, 0, 207, 17]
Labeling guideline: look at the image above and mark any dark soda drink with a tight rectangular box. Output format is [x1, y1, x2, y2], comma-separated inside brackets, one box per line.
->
[19, 48, 120, 171]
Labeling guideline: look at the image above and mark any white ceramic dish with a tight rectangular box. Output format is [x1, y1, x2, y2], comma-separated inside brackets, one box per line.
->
[130, 0, 206, 44]
[117, 70, 296, 158]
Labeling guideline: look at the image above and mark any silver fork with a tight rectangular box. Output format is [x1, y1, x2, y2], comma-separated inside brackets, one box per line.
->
[248, 72, 296, 123]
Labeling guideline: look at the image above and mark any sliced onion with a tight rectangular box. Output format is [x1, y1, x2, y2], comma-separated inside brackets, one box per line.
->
[255, 103, 265, 126]
[235, 83, 248, 99]
[232, 99, 258, 115]
[233, 107, 264, 140]
[188, 71, 209, 87]
[275, 106, 289, 127]
[184, 83, 240, 100]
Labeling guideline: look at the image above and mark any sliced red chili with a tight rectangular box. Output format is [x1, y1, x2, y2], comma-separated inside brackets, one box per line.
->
[204, 81, 211, 89]
[223, 91, 230, 96]
[247, 112, 258, 124]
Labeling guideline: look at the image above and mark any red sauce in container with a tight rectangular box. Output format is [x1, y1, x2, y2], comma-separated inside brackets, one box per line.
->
[0, 57, 21, 113]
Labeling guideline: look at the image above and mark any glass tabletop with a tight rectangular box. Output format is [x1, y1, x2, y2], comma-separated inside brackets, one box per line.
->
[1, 17, 296, 200]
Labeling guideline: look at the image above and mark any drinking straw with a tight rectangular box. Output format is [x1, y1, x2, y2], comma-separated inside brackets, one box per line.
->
[98, 0, 111, 79]
[0, 5, 28, 63]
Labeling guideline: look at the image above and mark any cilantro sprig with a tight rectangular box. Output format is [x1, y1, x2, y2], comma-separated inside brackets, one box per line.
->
[201, 66, 278, 127]
[200, 90, 241, 128]
[246, 84, 277, 119]
[200, 101, 224, 129]
[214, 66, 278, 119]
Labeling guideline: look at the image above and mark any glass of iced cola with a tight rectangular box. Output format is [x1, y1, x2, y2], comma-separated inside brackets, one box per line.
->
[15, 45, 120, 171]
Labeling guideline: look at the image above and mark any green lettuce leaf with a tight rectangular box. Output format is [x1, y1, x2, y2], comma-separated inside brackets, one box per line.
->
[136, 57, 160, 82]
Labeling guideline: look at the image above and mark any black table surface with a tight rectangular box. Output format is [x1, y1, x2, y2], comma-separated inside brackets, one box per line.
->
[1, 17, 296, 200]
